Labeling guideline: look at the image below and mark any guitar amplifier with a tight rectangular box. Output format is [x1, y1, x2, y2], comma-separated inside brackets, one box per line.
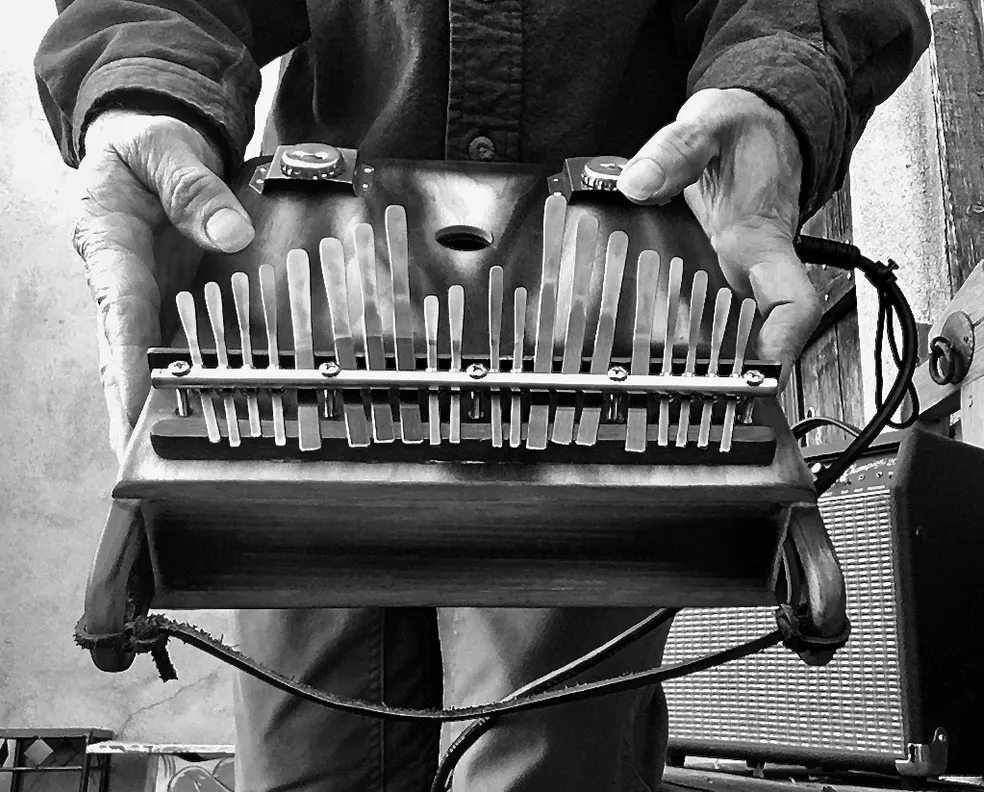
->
[662, 427, 984, 777]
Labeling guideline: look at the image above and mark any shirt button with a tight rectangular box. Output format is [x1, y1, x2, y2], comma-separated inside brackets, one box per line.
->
[468, 136, 496, 162]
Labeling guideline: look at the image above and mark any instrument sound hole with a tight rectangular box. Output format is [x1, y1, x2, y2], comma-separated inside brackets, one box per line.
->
[435, 225, 493, 251]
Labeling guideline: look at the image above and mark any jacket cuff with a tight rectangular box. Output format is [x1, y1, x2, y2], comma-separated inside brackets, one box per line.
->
[691, 33, 849, 221]
[71, 57, 255, 168]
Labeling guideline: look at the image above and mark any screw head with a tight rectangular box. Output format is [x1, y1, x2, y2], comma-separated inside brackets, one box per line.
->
[319, 361, 342, 378]
[466, 363, 489, 379]
[744, 369, 766, 386]
[169, 360, 192, 376]
[607, 365, 628, 382]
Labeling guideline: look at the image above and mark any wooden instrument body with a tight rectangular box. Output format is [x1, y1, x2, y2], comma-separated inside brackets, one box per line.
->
[92, 154, 828, 639]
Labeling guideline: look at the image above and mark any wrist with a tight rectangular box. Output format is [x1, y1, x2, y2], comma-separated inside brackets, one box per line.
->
[82, 94, 228, 175]
[84, 109, 226, 178]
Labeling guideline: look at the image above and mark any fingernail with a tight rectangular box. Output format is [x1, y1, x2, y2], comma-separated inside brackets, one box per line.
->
[617, 159, 665, 201]
[205, 208, 254, 251]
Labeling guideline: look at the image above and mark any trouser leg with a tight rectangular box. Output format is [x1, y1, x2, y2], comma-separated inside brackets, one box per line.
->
[438, 608, 671, 792]
[234, 608, 442, 792]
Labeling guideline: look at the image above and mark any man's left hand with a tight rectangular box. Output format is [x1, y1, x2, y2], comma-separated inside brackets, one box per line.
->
[617, 88, 820, 381]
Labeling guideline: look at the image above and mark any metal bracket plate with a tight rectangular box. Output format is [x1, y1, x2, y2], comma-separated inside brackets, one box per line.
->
[895, 727, 949, 777]
[249, 144, 362, 195]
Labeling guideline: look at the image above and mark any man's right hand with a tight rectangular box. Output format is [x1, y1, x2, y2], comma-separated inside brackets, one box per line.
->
[75, 110, 254, 459]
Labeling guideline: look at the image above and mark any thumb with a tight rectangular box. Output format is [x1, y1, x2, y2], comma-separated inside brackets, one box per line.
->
[140, 141, 255, 253]
[617, 118, 718, 205]
[745, 253, 821, 385]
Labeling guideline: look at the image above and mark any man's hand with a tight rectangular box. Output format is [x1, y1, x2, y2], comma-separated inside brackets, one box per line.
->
[75, 110, 254, 458]
[617, 88, 821, 381]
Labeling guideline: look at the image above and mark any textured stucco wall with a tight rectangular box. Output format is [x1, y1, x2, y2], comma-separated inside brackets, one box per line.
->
[851, 52, 949, 420]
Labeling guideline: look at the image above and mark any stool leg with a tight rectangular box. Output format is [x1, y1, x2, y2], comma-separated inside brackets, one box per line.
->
[99, 756, 112, 792]
[11, 738, 26, 792]
[79, 737, 92, 792]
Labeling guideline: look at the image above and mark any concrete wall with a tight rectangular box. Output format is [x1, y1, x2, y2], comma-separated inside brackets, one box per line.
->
[0, 4, 946, 790]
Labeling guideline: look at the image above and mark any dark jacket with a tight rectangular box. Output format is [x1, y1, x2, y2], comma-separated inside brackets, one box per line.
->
[35, 0, 930, 217]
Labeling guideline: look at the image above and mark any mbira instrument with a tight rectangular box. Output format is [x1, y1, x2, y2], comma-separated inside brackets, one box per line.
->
[84, 145, 848, 672]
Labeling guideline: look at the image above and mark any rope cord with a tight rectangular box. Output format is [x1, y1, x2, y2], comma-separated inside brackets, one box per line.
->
[75, 614, 779, 722]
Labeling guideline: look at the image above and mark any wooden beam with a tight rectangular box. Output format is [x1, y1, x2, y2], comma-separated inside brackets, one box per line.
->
[795, 185, 865, 445]
[925, 0, 984, 290]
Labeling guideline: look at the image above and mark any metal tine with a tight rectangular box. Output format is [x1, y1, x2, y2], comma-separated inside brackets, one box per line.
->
[448, 285, 465, 444]
[528, 193, 567, 450]
[258, 264, 287, 446]
[204, 282, 242, 448]
[286, 250, 322, 451]
[230, 272, 262, 437]
[552, 214, 598, 445]
[488, 266, 504, 448]
[657, 257, 684, 446]
[626, 250, 661, 453]
[424, 295, 441, 445]
[510, 287, 528, 448]
[176, 291, 221, 443]
[386, 205, 425, 444]
[354, 223, 396, 443]
[575, 231, 628, 446]
[698, 288, 733, 448]
[720, 298, 757, 453]
[319, 237, 371, 448]
[676, 270, 708, 448]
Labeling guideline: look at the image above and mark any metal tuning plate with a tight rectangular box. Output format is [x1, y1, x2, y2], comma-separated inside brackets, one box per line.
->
[230, 272, 262, 437]
[698, 288, 732, 449]
[657, 257, 684, 447]
[354, 223, 396, 444]
[204, 281, 242, 448]
[258, 264, 288, 447]
[626, 250, 660, 453]
[676, 270, 708, 448]
[386, 205, 425, 444]
[424, 294, 441, 446]
[448, 285, 465, 444]
[319, 238, 371, 448]
[488, 266, 504, 448]
[286, 251, 322, 451]
[510, 287, 528, 449]
[575, 231, 627, 447]
[175, 291, 221, 444]
[527, 193, 567, 450]
[720, 298, 757, 452]
[552, 214, 598, 445]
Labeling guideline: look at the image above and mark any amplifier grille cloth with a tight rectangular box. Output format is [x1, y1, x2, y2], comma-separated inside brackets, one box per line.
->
[663, 486, 905, 757]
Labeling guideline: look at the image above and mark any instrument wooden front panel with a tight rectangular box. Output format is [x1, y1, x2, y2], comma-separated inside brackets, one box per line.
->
[114, 156, 816, 608]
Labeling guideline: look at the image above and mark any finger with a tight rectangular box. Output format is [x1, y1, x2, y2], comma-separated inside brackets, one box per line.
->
[617, 118, 718, 205]
[130, 135, 254, 253]
[95, 309, 141, 462]
[77, 211, 162, 431]
[746, 257, 821, 381]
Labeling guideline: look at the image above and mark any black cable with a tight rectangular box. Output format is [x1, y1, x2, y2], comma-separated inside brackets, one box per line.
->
[793, 237, 920, 494]
[430, 608, 679, 792]
[790, 416, 863, 442]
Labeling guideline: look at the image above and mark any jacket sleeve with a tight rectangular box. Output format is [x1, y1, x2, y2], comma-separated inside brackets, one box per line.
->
[673, 0, 931, 218]
[34, 0, 310, 168]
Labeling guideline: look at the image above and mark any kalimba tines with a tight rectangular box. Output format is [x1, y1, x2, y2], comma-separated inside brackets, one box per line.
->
[83, 147, 847, 672]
